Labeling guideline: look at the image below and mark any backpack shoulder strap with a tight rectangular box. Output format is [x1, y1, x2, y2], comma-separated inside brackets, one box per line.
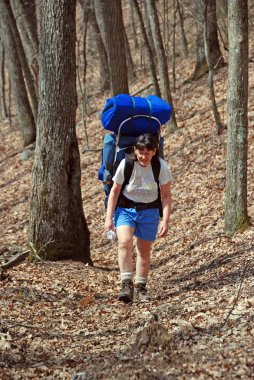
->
[151, 158, 163, 217]
[122, 157, 135, 191]
[151, 158, 161, 182]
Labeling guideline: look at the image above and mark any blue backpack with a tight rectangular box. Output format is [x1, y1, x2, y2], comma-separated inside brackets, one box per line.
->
[98, 94, 172, 208]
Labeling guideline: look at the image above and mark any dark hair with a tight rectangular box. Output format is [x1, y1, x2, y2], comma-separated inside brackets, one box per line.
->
[134, 133, 159, 159]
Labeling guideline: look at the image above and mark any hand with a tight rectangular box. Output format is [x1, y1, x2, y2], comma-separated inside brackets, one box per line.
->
[105, 217, 115, 233]
[158, 221, 169, 238]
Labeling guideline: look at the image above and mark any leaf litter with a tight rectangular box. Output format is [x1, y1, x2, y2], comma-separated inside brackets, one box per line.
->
[1, 15, 254, 380]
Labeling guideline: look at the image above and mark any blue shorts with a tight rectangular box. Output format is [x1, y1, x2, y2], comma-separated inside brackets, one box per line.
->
[114, 207, 160, 242]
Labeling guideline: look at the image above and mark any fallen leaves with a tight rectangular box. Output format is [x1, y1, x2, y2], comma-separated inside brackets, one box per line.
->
[79, 294, 94, 307]
[1, 11, 254, 380]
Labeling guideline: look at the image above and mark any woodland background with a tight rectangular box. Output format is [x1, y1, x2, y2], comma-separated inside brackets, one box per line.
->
[1, 0, 254, 379]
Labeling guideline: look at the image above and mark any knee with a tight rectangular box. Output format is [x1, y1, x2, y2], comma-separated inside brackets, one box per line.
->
[136, 241, 152, 259]
[137, 249, 150, 260]
[118, 239, 132, 252]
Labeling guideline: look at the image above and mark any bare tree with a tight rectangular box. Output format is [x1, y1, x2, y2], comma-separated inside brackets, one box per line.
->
[29, 0, 91, 263]
[130, 1, 138, 50]
[103, 0, 129, 95]
[224, 0, 250, 235]
[94, 0, 107, 47]
[0, 0, 36, 146]
[205, 0, 224, 68]
[124, 28, 136, 83]
[10, 0, 38, 70]
[89, 0, 110, 92]
[0, 38, 7, 120]
[190, 0, 208, 80]
[146, 0, 177, 132]
[216, 0, 228, 47]
[8, 0, 38, 121]
[132, 0, 160, 96]
[203, 0, 224, 134]
[176, 0, 189, 58]
[143, 1, 157, 66]
[191, 0, 224, 80]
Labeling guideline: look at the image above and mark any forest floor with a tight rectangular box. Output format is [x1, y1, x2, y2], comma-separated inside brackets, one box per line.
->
[1, 28, 254, 380]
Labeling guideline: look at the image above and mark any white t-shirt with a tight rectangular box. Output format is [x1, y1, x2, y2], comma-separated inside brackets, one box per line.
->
[112, 158, 173, 204]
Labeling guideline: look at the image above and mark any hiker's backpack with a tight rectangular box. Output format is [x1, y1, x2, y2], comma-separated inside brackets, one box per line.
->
[98, 94, 172, 208]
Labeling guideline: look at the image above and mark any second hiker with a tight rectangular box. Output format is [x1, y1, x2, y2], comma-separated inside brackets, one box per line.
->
[104, 133, 173, 303]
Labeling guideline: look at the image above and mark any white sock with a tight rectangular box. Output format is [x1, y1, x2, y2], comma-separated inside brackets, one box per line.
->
[121, 272, 133, 282]
[135, 276, 147, 285]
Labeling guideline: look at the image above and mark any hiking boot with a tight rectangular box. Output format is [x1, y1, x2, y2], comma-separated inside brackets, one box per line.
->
[118, 279, 134, 303]
[135, 283, 151, 302]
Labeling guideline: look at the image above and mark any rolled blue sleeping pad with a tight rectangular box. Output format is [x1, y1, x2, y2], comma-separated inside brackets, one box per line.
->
[101, 94, 172, 136]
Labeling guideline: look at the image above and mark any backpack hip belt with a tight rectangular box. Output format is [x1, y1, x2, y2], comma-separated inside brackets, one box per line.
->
[117, 194, 161, 211]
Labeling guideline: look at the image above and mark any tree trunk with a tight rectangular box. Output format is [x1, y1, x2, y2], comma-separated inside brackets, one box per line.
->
[205, 0, 224, 69]
[224, 0, 250, 235]
[0, 40, 7, 119]
[146, 0, 177, 132]
[7, 0, 38, 121]
[0, 0, 36, 147]
[176, 0, 189, 58]
[124, 28, 136, 83]
[132, 0, 160, 96]
[94, 0, 107, 47]
[103, 0, 129, 95]
[89, 0, 110, 92]
[10, 0, 39, 87]
[29, 0, 91, 264]
[143, 1, 157, 66]
[130, 1, 138, 50]
[204, 0, 224, 134]
[172, 0, 176, 92]
[191, 0, 208, 80]
[216, 0, 228, 47]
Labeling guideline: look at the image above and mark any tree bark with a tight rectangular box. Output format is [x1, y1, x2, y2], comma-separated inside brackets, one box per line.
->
[94, 0, 107, 47]
[124, 27, 136, 83]
[29, 0, 91, 263]
[89, 0, 110, 92]
[204, 0, 224, 134]
[191, 0, 224, 80]
[224, 0, 250, 235]
[176, 0, 189, 58]
[146, 0, 177, 132]
[103, 0, 129, 95]
[216, 0, 228, 47]
[132, 0, 160, 96]
[10, 0, 38, 96]
[143, 1, 157, 66]
[0, 40, 7, 119]
[130, 1, 138, 50]
[172, 0, 176, 92]
[8, 0, 38, 121]
[191, 0, 208, 80]
[205, 0, 224, 68]
[0, 0, 36, 147]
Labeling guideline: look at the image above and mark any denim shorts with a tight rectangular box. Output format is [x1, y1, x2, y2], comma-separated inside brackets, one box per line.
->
[114, 207, 160, 242]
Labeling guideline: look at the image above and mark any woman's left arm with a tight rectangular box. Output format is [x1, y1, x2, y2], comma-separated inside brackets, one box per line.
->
[158, 182, 172, 237]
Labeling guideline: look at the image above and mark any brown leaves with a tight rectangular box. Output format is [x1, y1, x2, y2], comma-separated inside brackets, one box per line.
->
[79, 294, 94, 307]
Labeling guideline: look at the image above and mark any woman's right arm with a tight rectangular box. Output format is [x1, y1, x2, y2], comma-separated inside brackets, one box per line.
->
[105, 182, 122, 232]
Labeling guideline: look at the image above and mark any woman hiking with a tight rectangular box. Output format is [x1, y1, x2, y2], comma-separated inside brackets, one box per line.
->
[105, 133, 173, 303]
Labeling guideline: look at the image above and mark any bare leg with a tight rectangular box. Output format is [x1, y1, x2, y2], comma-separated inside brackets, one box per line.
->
[136, 238, 153, 278]
[116, 225, 135, 273]
[116, 225, 135, 303]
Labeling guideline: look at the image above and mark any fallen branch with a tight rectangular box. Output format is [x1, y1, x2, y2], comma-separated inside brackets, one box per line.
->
[0, 250, 29, 280]
[220, 259, 251, 330]
[132, 82, 154, 96]
[82, 148, 101, 153]
[0, 143, 35, 165]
